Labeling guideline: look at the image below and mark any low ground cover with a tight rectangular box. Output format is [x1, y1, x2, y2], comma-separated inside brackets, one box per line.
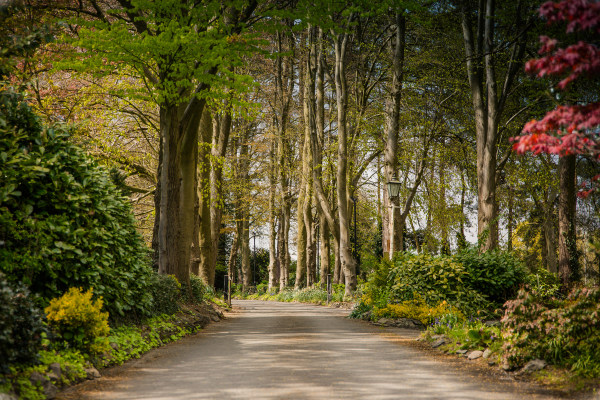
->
[0, 272, 225, 400]
[232, 283, 346, 305]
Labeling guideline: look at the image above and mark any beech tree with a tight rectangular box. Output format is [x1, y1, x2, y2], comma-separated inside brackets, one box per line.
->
[56, 0, 259, 286]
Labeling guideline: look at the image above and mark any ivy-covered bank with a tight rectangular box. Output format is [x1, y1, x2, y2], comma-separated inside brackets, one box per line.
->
[0, 90, 228, 399]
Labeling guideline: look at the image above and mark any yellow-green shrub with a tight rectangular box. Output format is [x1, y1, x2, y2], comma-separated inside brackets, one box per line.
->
[373, 295, 464, 325]
[45, 287, 110, 354]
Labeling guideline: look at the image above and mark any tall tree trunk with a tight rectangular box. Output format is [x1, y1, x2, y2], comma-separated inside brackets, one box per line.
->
[241, 208, 251, 289]
[461, 0, 528, 251]
[198, 109, 213, 284]
[274, 28, 295, 292]
[543, 187, 559, 273]
[207, 108, 233, 287]
[319, 214, 330, 288]
[158, 99, 205, 287]
[151, 135, 163, 271]
[558, 155, 578, 288]
[268, 139, 279, 291]
[227, 231, 239, 285]
[332, 25, 357, 297]
[383, 13, 406, 259]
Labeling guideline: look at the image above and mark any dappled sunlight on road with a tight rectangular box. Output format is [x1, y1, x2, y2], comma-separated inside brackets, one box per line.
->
[57, 300, 563, 400]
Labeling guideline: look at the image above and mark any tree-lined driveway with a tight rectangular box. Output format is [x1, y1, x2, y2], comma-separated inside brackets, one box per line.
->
[57, 300, 564, 400]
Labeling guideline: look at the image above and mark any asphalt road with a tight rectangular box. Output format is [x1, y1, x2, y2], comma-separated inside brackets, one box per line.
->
[57, 300, 566, 400]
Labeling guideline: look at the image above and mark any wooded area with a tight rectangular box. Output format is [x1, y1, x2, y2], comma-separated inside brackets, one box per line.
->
[13, 0, 594, 294]
[1, 0, 600, 395]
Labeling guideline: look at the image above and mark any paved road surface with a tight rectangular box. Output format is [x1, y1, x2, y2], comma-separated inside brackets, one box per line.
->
[57, 300, 565, 400]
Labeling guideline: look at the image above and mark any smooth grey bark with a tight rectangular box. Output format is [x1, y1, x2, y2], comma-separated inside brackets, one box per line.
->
[332, 19, 357, 296]
[460, 0, 529, 251]
[268, 139, 280, 291]
[383, 13, 405, 259]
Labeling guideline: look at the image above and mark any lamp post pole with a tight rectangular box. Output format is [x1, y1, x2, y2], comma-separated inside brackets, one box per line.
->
[387, 175, 401, 260]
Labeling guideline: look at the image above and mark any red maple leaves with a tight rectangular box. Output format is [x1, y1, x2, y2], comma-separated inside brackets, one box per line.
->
[512, 0, 600, 197]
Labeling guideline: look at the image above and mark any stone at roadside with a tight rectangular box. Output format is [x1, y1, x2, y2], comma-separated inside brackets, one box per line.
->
[520, 359, 547, 374]
[456, 349, 468, 355]
[29, 372, 47, 386]
[85, 367, 101, 380]
[482, 349, 493, 359]
[43, 382, 58, 399]
[488, 360, 497, 366]
[110, 342, 119, 350]
[393, 318, 424, 330]
[468, 350, 484, 360]
[0, 394, 18, 400]
[432, 338, 449, 348]
[29, 372, 58, 399]
[49, 363, 62, 379]
[377, 318, 392, 326]
[501, 361, 512, 371]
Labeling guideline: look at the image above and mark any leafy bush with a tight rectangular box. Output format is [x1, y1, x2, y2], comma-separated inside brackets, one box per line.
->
[525, 269, 561, 300]
[0, 274, 47, 373]
[0, 91, 153, 318]
[502, 287, 600, 376]
[373, 296, 463, 325]
[388, 253, 491, 315]
[44, 287, 110, 354]
[181, 274, 207, 304]
[147, 274, 181, 316]
[453, 247, 527, 305]
[256, 282, 268, 295]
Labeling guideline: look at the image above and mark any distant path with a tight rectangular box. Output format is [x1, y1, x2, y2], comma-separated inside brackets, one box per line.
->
[57, 300, 565, 400]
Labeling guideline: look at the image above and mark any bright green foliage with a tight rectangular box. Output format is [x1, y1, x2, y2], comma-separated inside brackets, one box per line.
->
[525, 269, 562, 300]
[0, 91, 153, 318]
[426, 318, 503, 355]
[59, 0, 259, 107]
[45, 287, 110, 354]
[0, 273, 47, 373]
[388, 253, 491, 315]
[453, 247, 527, 305]
[102, 314, 197, 367]
[373, 296, 463, 325]
[502, 287, 600, 377]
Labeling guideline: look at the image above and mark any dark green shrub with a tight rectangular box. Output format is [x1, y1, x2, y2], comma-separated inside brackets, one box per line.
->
[0, 91, 153, 318]
[453, 247, 527, 305]
[502, 287, 600, 376]
[388, 253, 491, 315]
[0, 273, 47, 373]
[147, 274, 181, 315]
[182, 274, 207, 304]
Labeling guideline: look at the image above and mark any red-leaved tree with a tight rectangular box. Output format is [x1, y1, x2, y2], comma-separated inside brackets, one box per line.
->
[513, 0, 600, 180]
[512, 0, 600, 287]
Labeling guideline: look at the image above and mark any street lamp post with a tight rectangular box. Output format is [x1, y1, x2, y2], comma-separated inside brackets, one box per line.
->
[386, 175, 401, 259]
